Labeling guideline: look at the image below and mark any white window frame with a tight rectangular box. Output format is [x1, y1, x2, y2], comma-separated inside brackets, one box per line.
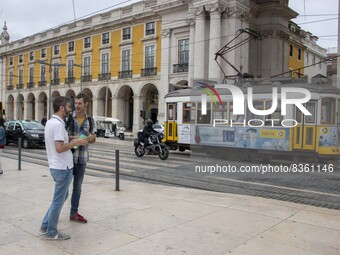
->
[67, 59, 74, 78]
[41, 48, 46, 58]
[144, 45, 155, 69]
[28, 66, 34, 83]
[54, 45, 60, 55]
[83, 56, 91, 76]
[68, 41, 75, 52]
[145, 21, 155, 36]
[122, 27, 131, 40]
[84, 37, 91, 49]
[102, 32, 110, 45]
[121, 49, 131, 72]
[178, 39, 189, 64]
[101, 52, 110, 74]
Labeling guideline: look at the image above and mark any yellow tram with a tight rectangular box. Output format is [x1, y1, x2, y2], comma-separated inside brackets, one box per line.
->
[164, 81, 340, 162]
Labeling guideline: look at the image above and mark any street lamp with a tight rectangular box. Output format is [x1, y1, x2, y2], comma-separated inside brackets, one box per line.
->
[36, 59, 66, 118]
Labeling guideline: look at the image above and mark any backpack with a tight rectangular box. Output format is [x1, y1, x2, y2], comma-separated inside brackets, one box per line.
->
[66, 115, 93, 135]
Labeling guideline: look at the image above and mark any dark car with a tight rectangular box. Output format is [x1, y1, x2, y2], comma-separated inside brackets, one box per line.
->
[6, 120, 45, 149]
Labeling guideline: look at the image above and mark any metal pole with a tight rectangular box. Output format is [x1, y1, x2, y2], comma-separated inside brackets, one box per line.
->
[18, 137, 22, 170]
[17, 90, 20, 120]
[48, 45, 53, 118]
[115, 149, 119, 191]
[104, 75, 108, 117]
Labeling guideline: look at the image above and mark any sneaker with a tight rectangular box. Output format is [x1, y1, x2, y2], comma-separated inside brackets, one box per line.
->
[39, 227, 47, 233]
[0, 170, 3, 174]
[70, 212, 87, 223]
[46, 231, 71, 241]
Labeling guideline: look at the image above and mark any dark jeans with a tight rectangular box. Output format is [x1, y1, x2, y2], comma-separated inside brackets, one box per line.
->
[70, 163, 86, 216]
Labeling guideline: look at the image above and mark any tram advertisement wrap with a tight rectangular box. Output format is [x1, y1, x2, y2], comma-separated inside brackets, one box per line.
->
[191, 125, 291, 151]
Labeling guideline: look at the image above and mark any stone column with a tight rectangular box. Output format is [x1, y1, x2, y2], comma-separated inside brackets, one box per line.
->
[92, 97, 99, 117]
[111, 95, 118, 119]
[222, 5, 250, 78]
[35, 100, 43, 121]
[24, 101, 30, 120]
[159, 28, 171, 124]
[208, 3, 223, 82]
[187, 20, 195, 87]
[132, 96, 142, 135]
[194, 7, 207, 79]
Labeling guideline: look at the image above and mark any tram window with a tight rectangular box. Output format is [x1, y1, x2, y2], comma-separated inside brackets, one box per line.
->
[247, 101, 264, 125]
[213, 102, 228, 120]
[321, 98, 336, 124]
[182, 102, 192, 123]
[305, 102, 316, 124]
[229, 102, 244, 123]
[265, 101, 283, 126]
[295, 107, 302, 124]
[167, 104, 174, 121]
[337, 99, 340, 125]
[197, 102, 211, 124]
[306, 127, 314, 145]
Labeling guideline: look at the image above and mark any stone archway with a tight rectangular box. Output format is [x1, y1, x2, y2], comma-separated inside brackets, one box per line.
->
[116, 85, 133, 131]
[82, 88, 93, 116]
[97, 86, 112, 117]
[65, 89, 76, 111]
[6, 95, 14, 120]
[27, 93, 36, 120]
[17, 94, 24, 120]
[140, 83, 159, 124]
[37, 92, 47, 121]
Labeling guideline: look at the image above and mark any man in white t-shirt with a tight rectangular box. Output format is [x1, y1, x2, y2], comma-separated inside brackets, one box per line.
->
[40, 96, 88, 241]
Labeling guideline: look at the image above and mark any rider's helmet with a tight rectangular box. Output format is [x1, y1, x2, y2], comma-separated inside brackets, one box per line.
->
[146, 119, 153, 127]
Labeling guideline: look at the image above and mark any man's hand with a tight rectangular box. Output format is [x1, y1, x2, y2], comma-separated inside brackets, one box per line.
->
[71, 137, 89, 147]
[87, 134, 96, 143]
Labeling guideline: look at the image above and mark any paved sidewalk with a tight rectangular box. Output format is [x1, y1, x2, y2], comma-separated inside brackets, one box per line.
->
[0, 158, 339, 255]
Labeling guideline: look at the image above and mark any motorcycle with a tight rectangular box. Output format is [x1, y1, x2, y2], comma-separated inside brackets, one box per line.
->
[134, 131, 169, 160]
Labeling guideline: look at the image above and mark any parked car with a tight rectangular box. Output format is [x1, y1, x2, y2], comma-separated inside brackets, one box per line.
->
[5, 120, 45, 149]
[152, 124, 164, 133]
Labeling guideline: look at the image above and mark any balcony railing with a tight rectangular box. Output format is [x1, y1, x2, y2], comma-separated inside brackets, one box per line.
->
[118, 70, 132, 79]
[81, 75, 92, 82]
[98, 73, 111, 81]
[51, 79, 60, 85]
[16, 84, 24, 90]
[65, 77, 75, 84]
[27, 82, 35, 88]
[38, 81, 47, 87]
[141, 67, 157, 77]
[7, 85, 14, 90]
[173, 63, 189, 73]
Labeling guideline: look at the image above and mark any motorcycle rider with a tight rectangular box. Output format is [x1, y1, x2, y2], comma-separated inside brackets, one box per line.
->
[142, 119, 158, 152]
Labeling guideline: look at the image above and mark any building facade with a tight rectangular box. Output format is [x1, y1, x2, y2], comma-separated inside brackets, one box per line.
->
[0, 0, 328, 134]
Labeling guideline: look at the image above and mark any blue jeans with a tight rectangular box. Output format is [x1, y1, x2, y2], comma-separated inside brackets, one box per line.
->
[41, 168, 73, 237]
[70, 163, 86, 216]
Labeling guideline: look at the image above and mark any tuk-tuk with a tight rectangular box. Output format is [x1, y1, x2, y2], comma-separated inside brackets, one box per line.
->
[93, 116, 125, 140]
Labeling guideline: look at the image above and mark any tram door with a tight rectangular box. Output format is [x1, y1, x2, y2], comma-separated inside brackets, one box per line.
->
[166, 103, 177, 141]
[293, 101, 317, 150]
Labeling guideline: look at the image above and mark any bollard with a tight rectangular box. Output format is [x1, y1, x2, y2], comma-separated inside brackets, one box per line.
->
[115, 149, 120, 191]
[18, 138, 22, 170]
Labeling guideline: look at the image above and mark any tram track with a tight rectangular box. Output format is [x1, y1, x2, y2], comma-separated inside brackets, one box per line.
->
[4, 143, 340, 210]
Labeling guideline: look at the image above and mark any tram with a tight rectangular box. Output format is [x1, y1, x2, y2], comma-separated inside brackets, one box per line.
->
[163, 81, 340, 162]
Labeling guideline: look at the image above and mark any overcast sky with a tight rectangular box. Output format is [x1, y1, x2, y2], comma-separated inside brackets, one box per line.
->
[0, 0, 338, 51]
